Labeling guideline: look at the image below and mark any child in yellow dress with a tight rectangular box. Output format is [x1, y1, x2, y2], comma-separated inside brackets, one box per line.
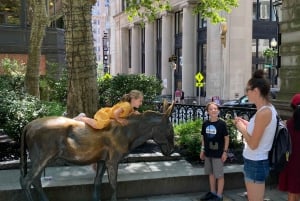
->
[75, 90, 143, 129]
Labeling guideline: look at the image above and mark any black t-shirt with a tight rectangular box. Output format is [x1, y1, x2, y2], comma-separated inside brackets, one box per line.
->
[201, 119, 228, 158]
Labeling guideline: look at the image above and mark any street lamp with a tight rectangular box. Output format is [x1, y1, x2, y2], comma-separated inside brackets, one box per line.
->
[168, 55, 177, 101]
[272, 0, 282, 88]
[270, 38, 277, 49]
[270, 38, 278, 87]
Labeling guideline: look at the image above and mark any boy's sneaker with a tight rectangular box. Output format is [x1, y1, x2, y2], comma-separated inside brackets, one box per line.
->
[209, 196, 223, 201]
[200, 192, 216, 201]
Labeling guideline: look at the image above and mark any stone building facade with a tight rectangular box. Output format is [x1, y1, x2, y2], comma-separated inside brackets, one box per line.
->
[108, 0, 278, 103]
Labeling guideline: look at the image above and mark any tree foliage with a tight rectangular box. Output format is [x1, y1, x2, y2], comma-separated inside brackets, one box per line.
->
[125, 0, 239, 24]
[193, 0, 239, 23]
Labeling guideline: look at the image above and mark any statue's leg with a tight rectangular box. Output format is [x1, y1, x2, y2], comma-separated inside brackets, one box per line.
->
[32, 173, 49, 201]
[92, 161, 106, 201]
[106, 161, 119, 201]
[20, 154, 52, 201]
[20, 171, 35, 201]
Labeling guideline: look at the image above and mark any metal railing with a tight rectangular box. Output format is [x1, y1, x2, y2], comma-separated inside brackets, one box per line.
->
[155, 103, 256, 124]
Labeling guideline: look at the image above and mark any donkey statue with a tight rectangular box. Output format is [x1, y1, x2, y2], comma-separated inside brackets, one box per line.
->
[20, 101, 175, 201]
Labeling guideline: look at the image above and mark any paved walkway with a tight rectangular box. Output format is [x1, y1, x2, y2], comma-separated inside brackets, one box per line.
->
[0, 159, 288, 201]
[115, 188, 287, 201]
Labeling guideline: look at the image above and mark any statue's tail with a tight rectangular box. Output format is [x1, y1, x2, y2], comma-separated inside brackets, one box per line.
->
[20, 124, 28, 178]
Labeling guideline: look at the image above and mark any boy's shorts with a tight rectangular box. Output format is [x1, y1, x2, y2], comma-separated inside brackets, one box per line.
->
[204, 157, 224, 179]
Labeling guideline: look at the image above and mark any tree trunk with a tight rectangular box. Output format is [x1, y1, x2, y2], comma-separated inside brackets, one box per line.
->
[24, 0, 48, 97]
[63, 0, 98, 117]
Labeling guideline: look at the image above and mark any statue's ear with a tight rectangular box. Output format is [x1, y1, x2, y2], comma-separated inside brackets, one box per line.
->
[162, 99, 170, 113]
[164, 100, 174, 117]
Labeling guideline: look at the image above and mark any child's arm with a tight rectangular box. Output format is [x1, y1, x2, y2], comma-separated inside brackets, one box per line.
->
[200, 135, 205, 160]
[222, 135, 230, 162]
[113, 107, 128, 125]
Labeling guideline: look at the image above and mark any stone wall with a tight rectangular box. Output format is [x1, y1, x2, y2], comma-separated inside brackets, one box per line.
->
[277, 0, 300, 101]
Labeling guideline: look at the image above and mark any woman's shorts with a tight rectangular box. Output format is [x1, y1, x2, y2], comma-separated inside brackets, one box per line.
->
[243, 157, 270, 184]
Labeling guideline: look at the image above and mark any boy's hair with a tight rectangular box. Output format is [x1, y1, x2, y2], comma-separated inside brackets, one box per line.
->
[205, 102, 219, 111]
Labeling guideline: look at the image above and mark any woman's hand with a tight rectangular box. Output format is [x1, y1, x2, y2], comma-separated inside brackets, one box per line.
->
[234, 117, 248, 132]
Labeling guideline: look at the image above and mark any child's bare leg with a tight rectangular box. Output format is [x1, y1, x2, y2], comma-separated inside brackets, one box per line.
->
[217, 177, 224, 197]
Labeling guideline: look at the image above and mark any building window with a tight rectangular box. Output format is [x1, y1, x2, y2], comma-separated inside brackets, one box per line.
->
[252, 38, 269, 69]
[197, 43, 207, 97]
[197, 15, 207, 28]
[253, 0, 275, 21]
[122, 0, 128, 11]
[141, 27, 145, 73]
[0, 1, 21, 25]
[175, 11, 183, 34]
[129, 29, 131, 69]
[156, 18, 162, 79]
[197, 14, 207, 97]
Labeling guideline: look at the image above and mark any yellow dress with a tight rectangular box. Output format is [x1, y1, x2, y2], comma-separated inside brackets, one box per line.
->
[93, 102, 133, 129]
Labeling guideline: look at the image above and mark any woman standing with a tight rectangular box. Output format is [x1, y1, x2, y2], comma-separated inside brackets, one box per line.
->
[278, 94, 300, 201]
[235, 70, 277, 201]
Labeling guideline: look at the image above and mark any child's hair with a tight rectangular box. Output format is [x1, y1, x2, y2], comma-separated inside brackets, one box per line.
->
[205, 102, 220, 111]
[121, 90, 143, 102]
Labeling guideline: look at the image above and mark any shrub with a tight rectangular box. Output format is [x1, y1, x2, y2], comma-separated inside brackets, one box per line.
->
[223, 117, 242, 149]
[174, 119, 203, 159]
[174, 117, 243, 162]
[39, 63, 67, 104]
[0, 90, 49, 141]
[42, 101, 66, 116]
[0, 57, 26, 75]
[97, 74, 163, 111]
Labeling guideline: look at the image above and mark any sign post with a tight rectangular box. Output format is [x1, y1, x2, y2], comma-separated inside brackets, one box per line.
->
[195, 72, 205, 105]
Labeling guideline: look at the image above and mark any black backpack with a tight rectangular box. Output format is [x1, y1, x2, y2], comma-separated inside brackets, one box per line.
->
[268, 115, 292, 174]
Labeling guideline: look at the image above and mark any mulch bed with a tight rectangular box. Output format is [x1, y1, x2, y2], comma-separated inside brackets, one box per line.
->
[0, 133, 20, 162]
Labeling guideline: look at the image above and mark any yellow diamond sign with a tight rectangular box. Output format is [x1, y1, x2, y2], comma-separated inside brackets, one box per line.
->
[195, 72, 204, 88]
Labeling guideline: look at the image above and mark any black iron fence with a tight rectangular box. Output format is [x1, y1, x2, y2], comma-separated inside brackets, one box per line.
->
[156, 103, 257, 124]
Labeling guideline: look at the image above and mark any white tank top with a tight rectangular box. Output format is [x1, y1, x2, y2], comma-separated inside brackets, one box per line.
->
[243, 105, 277, 160]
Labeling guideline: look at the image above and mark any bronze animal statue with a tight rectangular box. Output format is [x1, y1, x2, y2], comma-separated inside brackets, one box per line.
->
[20, 102, 175, 201]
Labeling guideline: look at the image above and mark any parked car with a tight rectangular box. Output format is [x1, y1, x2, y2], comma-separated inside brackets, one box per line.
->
[270, 87, 279, 99]
[153, 95, 172, 103]
[222, 95, 256, 108]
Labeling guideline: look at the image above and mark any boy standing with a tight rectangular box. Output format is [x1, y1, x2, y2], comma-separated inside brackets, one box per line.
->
[200, 102, 229, 201]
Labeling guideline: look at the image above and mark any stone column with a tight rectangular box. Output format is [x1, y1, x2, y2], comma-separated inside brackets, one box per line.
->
[145, 22, 155, 76]
[131, 24, 140, 74]
[272, 0, 300, 119]
[206, 0, 252, 102]
[182, 5, 196, 97]
[120, 28, 129, 74]
[277, 1, 300, 101]
[161, 13, 173, 95]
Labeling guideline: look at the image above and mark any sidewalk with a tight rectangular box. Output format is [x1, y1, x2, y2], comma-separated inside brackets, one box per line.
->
[115, 188, 287, 201]
[0, 158, 287, 201]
